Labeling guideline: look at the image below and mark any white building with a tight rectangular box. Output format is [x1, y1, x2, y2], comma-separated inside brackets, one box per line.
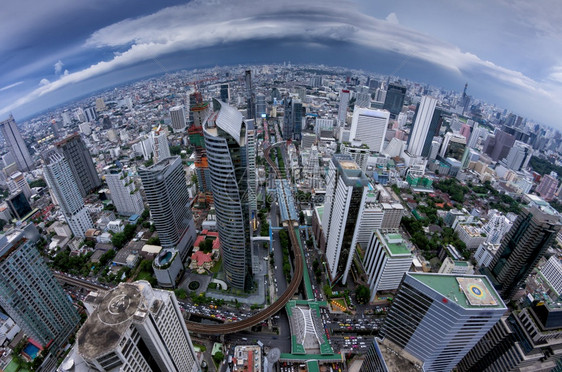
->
[407, 96, 437, 157]
[169, 105, 187, 131]
[482, 212, 513, 244]
[455, 223, 486, 250]
[79, 122, 91, 136]
[539, 255, 562, 296]
[66, 281, 199, 372]
[438, 257, 474, 274]
[132, 135, 154, 161]
[340, 140, 370, 171]
[350, 108, 389, 153]
[337, 89, 350, 124]
[151, 126, 170, 163]
[503, 140, 532, 171]
[381, 203, 404, 229]
[363, 230, 413, 302]
[104, 167, 144, 217]
[474, 242, 500, 267]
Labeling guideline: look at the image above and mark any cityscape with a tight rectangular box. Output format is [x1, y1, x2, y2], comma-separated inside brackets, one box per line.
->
[1, 2, 562, 372]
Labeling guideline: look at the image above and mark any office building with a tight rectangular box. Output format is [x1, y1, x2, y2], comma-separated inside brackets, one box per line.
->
[104, 166, 144, 216]
[337, 89, 350, 124]
[355, 92, 371, 108]
[439, 132, 466, 161]
[0, 228, 80, 351]
[282, 97, 303, 141]
[438, 257, 474, 274]
[169, 105, 187, 131]
[484, 205, 561, 300]
[483, 130, 515, 162]
[139, 156, 196, 261]
[51, 119, 60, 138]
[188, 93, 212, 199]
[503, 140, 532, 171]
[310, 75, 323, 88]
[6, 191, 32, 220]
[72, 281, 199, 372]
[220, 83, 230, 103]
[246, 119, 257, 213]
[245, 70, 256, 120]
[55, 133, 101, 198]
[383, 84, 407, 118]
[407, 96, 437, 157]
[322, 154, 370, 284]
[421, 109, 444, 157]
[256, 93, 266, 118]
[381, 272, 506, 372]
[43, 149, 93, 238]
[151, 126, 171, 163]
[363, 230, 413, 302]
[0, 115, 33, 172]
[360, 337, 423, 372]
[204, 99, 252, 290]
[536, 172, 559, 201]
[350, 108, 389, 153]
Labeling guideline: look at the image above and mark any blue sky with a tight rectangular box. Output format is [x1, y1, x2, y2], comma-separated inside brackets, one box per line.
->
[1, 0, 561, 128]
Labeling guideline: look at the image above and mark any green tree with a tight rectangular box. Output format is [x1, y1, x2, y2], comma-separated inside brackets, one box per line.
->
[213, 352, 224, 365]
[174, 288, 188, 299]
[111, 232, 127, 249]
[355, 285, 370, 304]
[170, 145, 182, 155]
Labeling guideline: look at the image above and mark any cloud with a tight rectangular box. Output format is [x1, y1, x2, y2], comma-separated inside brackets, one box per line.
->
[1, 0, 561, 126]
[0, 81, 23, 92]
[385, 12, 399, 24]
[39, 78, 50, 86]
[54, 60, 64, 74]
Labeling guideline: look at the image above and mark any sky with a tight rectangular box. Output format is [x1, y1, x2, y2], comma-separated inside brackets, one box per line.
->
[1, 0, 561, 128]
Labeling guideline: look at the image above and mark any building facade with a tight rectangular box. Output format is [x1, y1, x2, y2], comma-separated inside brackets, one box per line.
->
[104, 166, 144, 216]
[350, 108, 389, 153]
[407, 96, 437, 157]
[383, 84, 407, 118]
[169, 105, 187, 131]
[0, 115, 33, 172]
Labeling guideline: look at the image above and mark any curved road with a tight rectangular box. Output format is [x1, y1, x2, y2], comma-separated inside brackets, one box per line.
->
[185, 142, 304, 334]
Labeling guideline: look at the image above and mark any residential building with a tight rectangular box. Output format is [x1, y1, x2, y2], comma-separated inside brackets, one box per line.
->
[104, 166, 144, 216]
[340, 140, 370, 171]
[406, 96, 437, 157]
[169, 105, 187, 131]
[474, 242, 500, 268]
[363, 230, 413, 302]
[536, 172, 559, 201]
[0, 115, 33, 172]
[455, 223, 486, 250]
[350, 108, 389, 153]
[539, 255, 562, 296]
[7, 171, 31, 200]
[503, 140, 532, 171]
[381, 272, 506, 372]
[151, 126, 171, 163]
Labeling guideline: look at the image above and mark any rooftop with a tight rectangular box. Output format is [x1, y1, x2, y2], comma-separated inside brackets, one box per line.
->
[409, 273, 505, 309]
[379, 231, 411, 256]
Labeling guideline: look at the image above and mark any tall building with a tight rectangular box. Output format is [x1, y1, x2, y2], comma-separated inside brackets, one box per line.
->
[340, 140, 370, 171]
[169, 105, 187, 131]
[540, 255, 562, 295]
[536, 172, 559, 201]
[188, 92, 212, 200]
[7, 171, 31, 200]
[0, 228, 80, 352]
[439, 132, 467, 161]
[355, 92, 371, 108]
[381, 272, 506, 372]
[73, 281, 199, 372]
[483, 129, 515, 161]
[282, 97, 303, 141]
[484, 205, 561, 300]
[337, 89, 350, 124]
[0, 115, 33, 172]
[503, 140, 532, 171]
[246, 120, 257, 213]
[363, 230, 413, 302]
[51, 119, 60, 139]
[55, 133, 101, 198]
[84, 107, 97, 123]
[322, 154, 370, 284]
[204, 99, 252, 290]
[95, 97, 106, 112]
[43, 149, 93, 238]
[104, 166, 144, 216]
[245, 70, 256, 120]
[256, 93, 266, 118]
[139, 156, 196, 261]
[220, 83, 230, 103]
[350, 108, 389, 153]
[151, 126, 171, 163]
[383, 84, 407, 118]
[407, 96, 437, 157]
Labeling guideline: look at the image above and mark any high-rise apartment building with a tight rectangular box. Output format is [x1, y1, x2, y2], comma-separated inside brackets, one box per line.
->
[484, 205, 561, 300]
[337, 89, 350, 124]
[322, 154, 370, 284]
[363, 230, 413, 302]
[104, 166, 144, 216]
[139, 156, 196, 261]
[204, 99, 252, 290]
[43, 149, 93, 238]
[383, 83, 407, 118]
[73, 281, 199, 372]
[350, 108, 389, 153]
[407, 96, 437, 157]
[55, 133, 101, 197]
[169, 105, 187, 131]
[0, 115, 33, 172]
[0, 228, 80, 352]
[7, 171, 31, 200]
[536, 172, 559, 201]
[151, 126, 171, 163]
[381, 272, 506, 372]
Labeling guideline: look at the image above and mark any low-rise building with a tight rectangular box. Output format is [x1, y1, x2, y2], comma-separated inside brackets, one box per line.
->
[455, 223, 486, 250]
[438, 257, 474, 275]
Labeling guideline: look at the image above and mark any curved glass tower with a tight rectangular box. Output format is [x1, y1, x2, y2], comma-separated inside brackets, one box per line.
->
[204, 99, 252, 290]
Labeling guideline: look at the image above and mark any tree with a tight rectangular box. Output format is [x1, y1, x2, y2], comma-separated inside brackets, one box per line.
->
[170, 145, 182, 155]
[174, 288, 188, 299]
[147, 236, 160, 245]
[199, 239, 213, 253]
[355, 285, 370, 304]
[213, 352, 224, 365]
[111, 232, 127, 249]
[28, 178, 47, 188]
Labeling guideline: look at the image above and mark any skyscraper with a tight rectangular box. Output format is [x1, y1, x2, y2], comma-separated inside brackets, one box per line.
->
[483, 129, 515, 161]
[43, 149, 93, 238]
[484, 205, 561, 300]
[381, 272, 506, 372]
[151, 125, 171, 163]
[104, 166, 145, 216]
[245, 70, 256, 120]
[256, 93, 266, 118]
[0, 115, 33, 172]
[55, 133, 101, 197]
[535, 172, 559, 201]
[350, 108, 389, 153]
[337, 89, 350, 124]
[169, 105, 187, 131]
[188, 93, 212, 200]
[139, 156, 196, 261]
[383, 83, 407, 118]
[407, 96, 437, 157]
[503, 140, 532, 171]
[220, 83, 230, 103]
[74, 281, 199, 372]
[204, 99, 252, 290]
[0, 228, 80, 352]
[282, 97, 303, 141]
[322, 154, 370, 284]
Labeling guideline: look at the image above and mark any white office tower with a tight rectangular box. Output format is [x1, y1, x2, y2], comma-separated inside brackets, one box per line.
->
[350, 108, 389, 153]
[467, 121, 480, 148]
[397, 112, 407, 128]
[105, 166, 144, 216]
[337, 89, 350, 124]
[363, 230, 413, 302]
[315, 118, 334, 136]
[355, 190, 384, 248]
[381, 273, 506, 372]
[169, 105, 187, 131]
[322, 154, 370, 284]
[70, 281, 199, 372]
[407, 96, 437, 157]
[43, 150, 93, 238]
[151, 126, 170, 163]
[0, 115, 33, 172]
[504, 140, 532, 171]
